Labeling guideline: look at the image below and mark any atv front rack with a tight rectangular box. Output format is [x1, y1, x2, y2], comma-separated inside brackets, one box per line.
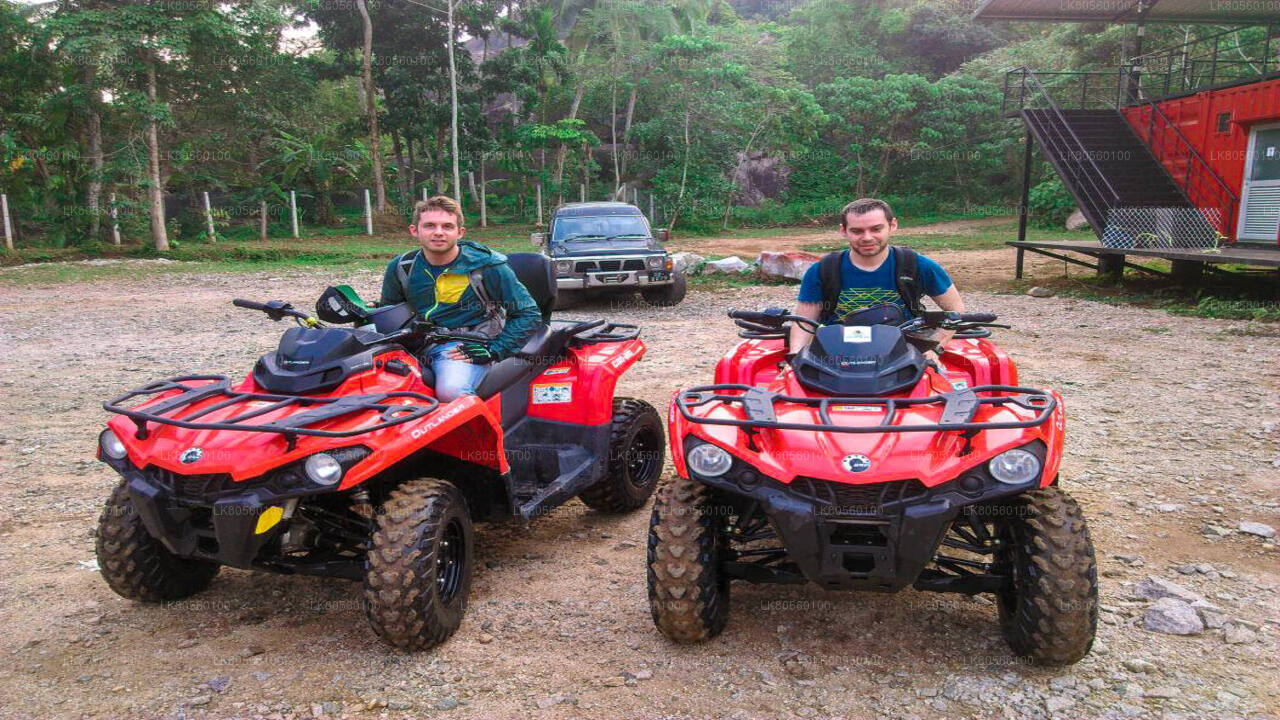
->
[105, 375, 439, 450]
[676, 384, 1055, 435]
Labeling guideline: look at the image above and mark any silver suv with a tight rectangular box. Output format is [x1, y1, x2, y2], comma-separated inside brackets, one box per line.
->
[533, 202, 686, 308]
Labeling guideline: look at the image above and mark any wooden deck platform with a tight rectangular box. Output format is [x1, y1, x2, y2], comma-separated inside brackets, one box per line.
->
[1007, 240, 1280, 280]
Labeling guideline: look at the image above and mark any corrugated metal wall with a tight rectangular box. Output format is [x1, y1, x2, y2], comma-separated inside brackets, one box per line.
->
[1122, 78, 1280, 240]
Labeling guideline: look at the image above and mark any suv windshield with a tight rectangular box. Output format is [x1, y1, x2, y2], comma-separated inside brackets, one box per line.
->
[552, 214, 651, 243]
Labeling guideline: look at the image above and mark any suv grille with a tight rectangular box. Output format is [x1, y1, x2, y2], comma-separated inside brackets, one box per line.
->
[575, 259, 645, 273]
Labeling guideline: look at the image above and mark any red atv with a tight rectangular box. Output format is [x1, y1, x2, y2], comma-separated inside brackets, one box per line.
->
[94, 254, 664, 650]
[649, 307, 1097, 666]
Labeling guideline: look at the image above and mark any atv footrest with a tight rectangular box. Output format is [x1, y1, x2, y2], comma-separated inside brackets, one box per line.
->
[106, 375, 439, 448]
[676, 384, 1055, 435]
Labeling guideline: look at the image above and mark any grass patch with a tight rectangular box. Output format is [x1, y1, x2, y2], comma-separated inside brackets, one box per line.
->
[800, 221, 1081, 254]
[1000, 266, 1280, 322]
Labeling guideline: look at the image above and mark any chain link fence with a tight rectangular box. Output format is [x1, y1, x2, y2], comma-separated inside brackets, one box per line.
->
[1101, 206, 1224, 250]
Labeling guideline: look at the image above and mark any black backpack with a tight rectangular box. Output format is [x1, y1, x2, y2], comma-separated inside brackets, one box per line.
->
[817, 245, 924, 323]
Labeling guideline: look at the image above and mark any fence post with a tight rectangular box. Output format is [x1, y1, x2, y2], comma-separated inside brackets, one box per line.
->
[649, 193, 655, 222]
[203, 191, 216, 243]
[364, 188, 374, 236]
[290, 190, 299, 238]
[536, 184, 543, 227]
[1, 193, 12, 251]
[110, 193, 120, 246]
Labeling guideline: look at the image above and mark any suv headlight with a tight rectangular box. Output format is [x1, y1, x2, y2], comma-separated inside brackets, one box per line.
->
[988, 448, 1041, 485]
[555, 260, 573, 274]
[687, 442, 732, 477]
[647, 255, 663, 268]
[100, 429, 128, 460]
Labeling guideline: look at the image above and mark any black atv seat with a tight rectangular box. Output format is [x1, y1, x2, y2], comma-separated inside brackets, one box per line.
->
[474, 323, 573, 399]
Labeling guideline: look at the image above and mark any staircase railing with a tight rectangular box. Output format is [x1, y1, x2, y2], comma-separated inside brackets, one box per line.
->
[1005, 67, 1121, 232]
[1128, 99, 1239, 240]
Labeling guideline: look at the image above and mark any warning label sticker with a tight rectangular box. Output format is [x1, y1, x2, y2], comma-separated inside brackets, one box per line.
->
[532, 383, 573, 404]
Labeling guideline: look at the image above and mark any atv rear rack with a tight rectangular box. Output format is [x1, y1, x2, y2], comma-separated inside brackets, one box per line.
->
[105, 375, 439, 450]
[675, 384, 1055, 436]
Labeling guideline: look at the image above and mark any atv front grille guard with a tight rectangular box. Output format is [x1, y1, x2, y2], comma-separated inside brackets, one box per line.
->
[105, 375, 439, 450]
[676, 384, 1055, 435]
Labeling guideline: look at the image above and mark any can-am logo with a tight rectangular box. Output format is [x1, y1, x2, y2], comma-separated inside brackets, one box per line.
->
[841, 454, 871, 473]
[180, 447, 204, 464]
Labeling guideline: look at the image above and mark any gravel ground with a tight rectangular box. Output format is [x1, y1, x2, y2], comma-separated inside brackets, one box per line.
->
[0, 259, 1277, 720]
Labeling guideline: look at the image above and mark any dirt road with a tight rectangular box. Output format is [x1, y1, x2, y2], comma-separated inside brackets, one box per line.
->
[0, 257, 1277, 719]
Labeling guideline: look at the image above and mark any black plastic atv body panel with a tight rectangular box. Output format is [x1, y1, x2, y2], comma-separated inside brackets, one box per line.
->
[253, 327, 392, 395]
[791, 324, 924, 396]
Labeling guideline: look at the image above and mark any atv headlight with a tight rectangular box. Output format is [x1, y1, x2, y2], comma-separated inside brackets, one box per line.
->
[100, 429, 128, 460]
[647, 255, 663, 268]
[555, 260, 573, 274]
[687, 442, 732, 478]
[304, 453, 343, 485]
[988, 448, 1041, 485]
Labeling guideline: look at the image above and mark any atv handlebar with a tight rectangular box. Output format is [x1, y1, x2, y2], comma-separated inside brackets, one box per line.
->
[233, 298, 316, 324]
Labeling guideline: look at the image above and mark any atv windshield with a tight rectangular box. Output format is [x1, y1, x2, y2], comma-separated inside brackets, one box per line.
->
[552, 215, 653, 246]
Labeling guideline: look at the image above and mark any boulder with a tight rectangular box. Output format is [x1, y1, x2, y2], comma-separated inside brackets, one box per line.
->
[757, 251, 821, 281]
[1238, 521, 1276, 539]
[670, 252, 705, 275]
[1143, 598, 1204, 635]
[1132, 575, 1202, 603]
[704, 256, 752, 274]
[1066, 209, 1091, 231]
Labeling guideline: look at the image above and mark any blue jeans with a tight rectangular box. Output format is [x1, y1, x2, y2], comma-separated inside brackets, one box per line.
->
[426, 342, 489, 403]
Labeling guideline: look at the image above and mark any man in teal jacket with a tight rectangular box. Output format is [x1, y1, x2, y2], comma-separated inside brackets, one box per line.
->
[380, 195, 541, 402]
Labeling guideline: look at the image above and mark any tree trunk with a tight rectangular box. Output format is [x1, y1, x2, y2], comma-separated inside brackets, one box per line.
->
[722, 118, 769, 229]
[259, 199, 268, 242]
[145, 57, 169, 251]
[407, 133, 418, 199]
[356, 0, 387, 213]
[87, 107, 103, 242]
[553, 83, 586, 202]
[83, 65, 103, 241]
[392, 129, 411, 209]
[610, 77, 621, 197]
[479, 157, 488, 228]
[618, 85, 638, 184]
[447, 0, 462, 205]
[669, 109, 692, 231]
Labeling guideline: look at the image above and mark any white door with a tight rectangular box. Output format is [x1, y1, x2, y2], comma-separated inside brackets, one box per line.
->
[1237, 123, 1280, 243]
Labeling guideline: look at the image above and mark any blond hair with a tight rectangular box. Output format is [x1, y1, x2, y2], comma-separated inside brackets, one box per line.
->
[412, 195, 465, 226]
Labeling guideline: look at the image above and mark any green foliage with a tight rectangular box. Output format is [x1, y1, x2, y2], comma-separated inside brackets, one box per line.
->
[1028, 178, 1077, 230]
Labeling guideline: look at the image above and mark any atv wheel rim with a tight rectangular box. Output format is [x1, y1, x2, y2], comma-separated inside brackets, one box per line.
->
[625, 426, 661, 489]
[437, 519, 465, 604]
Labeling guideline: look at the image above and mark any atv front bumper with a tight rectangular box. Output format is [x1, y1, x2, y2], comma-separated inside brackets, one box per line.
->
[686, 444, 1044, 591]
[103, 457, 338, 570]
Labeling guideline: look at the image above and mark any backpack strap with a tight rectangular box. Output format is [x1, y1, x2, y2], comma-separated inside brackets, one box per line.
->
[891, 245, 924, 316]
[817, 250, 844, 323]
[466, 267, 505, 338]
[395, 250, 420, 310]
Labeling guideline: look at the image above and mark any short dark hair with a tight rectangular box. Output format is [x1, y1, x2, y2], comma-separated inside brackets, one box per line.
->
[839, 198, 896, 227]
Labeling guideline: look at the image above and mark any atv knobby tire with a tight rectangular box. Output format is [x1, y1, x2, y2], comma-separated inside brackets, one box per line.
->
[640, 272, 686, 307]
[578, 398, 664, 513]
[364, 479, 474, 651]
[996, 487, 1098, 666]
[647, 475, 729, 642]
[95, 480, 220, 602]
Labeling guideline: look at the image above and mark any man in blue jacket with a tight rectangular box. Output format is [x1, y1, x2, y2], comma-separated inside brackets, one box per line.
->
[381, 196, 541, 402]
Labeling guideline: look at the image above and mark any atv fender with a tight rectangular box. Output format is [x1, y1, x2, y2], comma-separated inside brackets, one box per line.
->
[339, 395, 505, 490]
